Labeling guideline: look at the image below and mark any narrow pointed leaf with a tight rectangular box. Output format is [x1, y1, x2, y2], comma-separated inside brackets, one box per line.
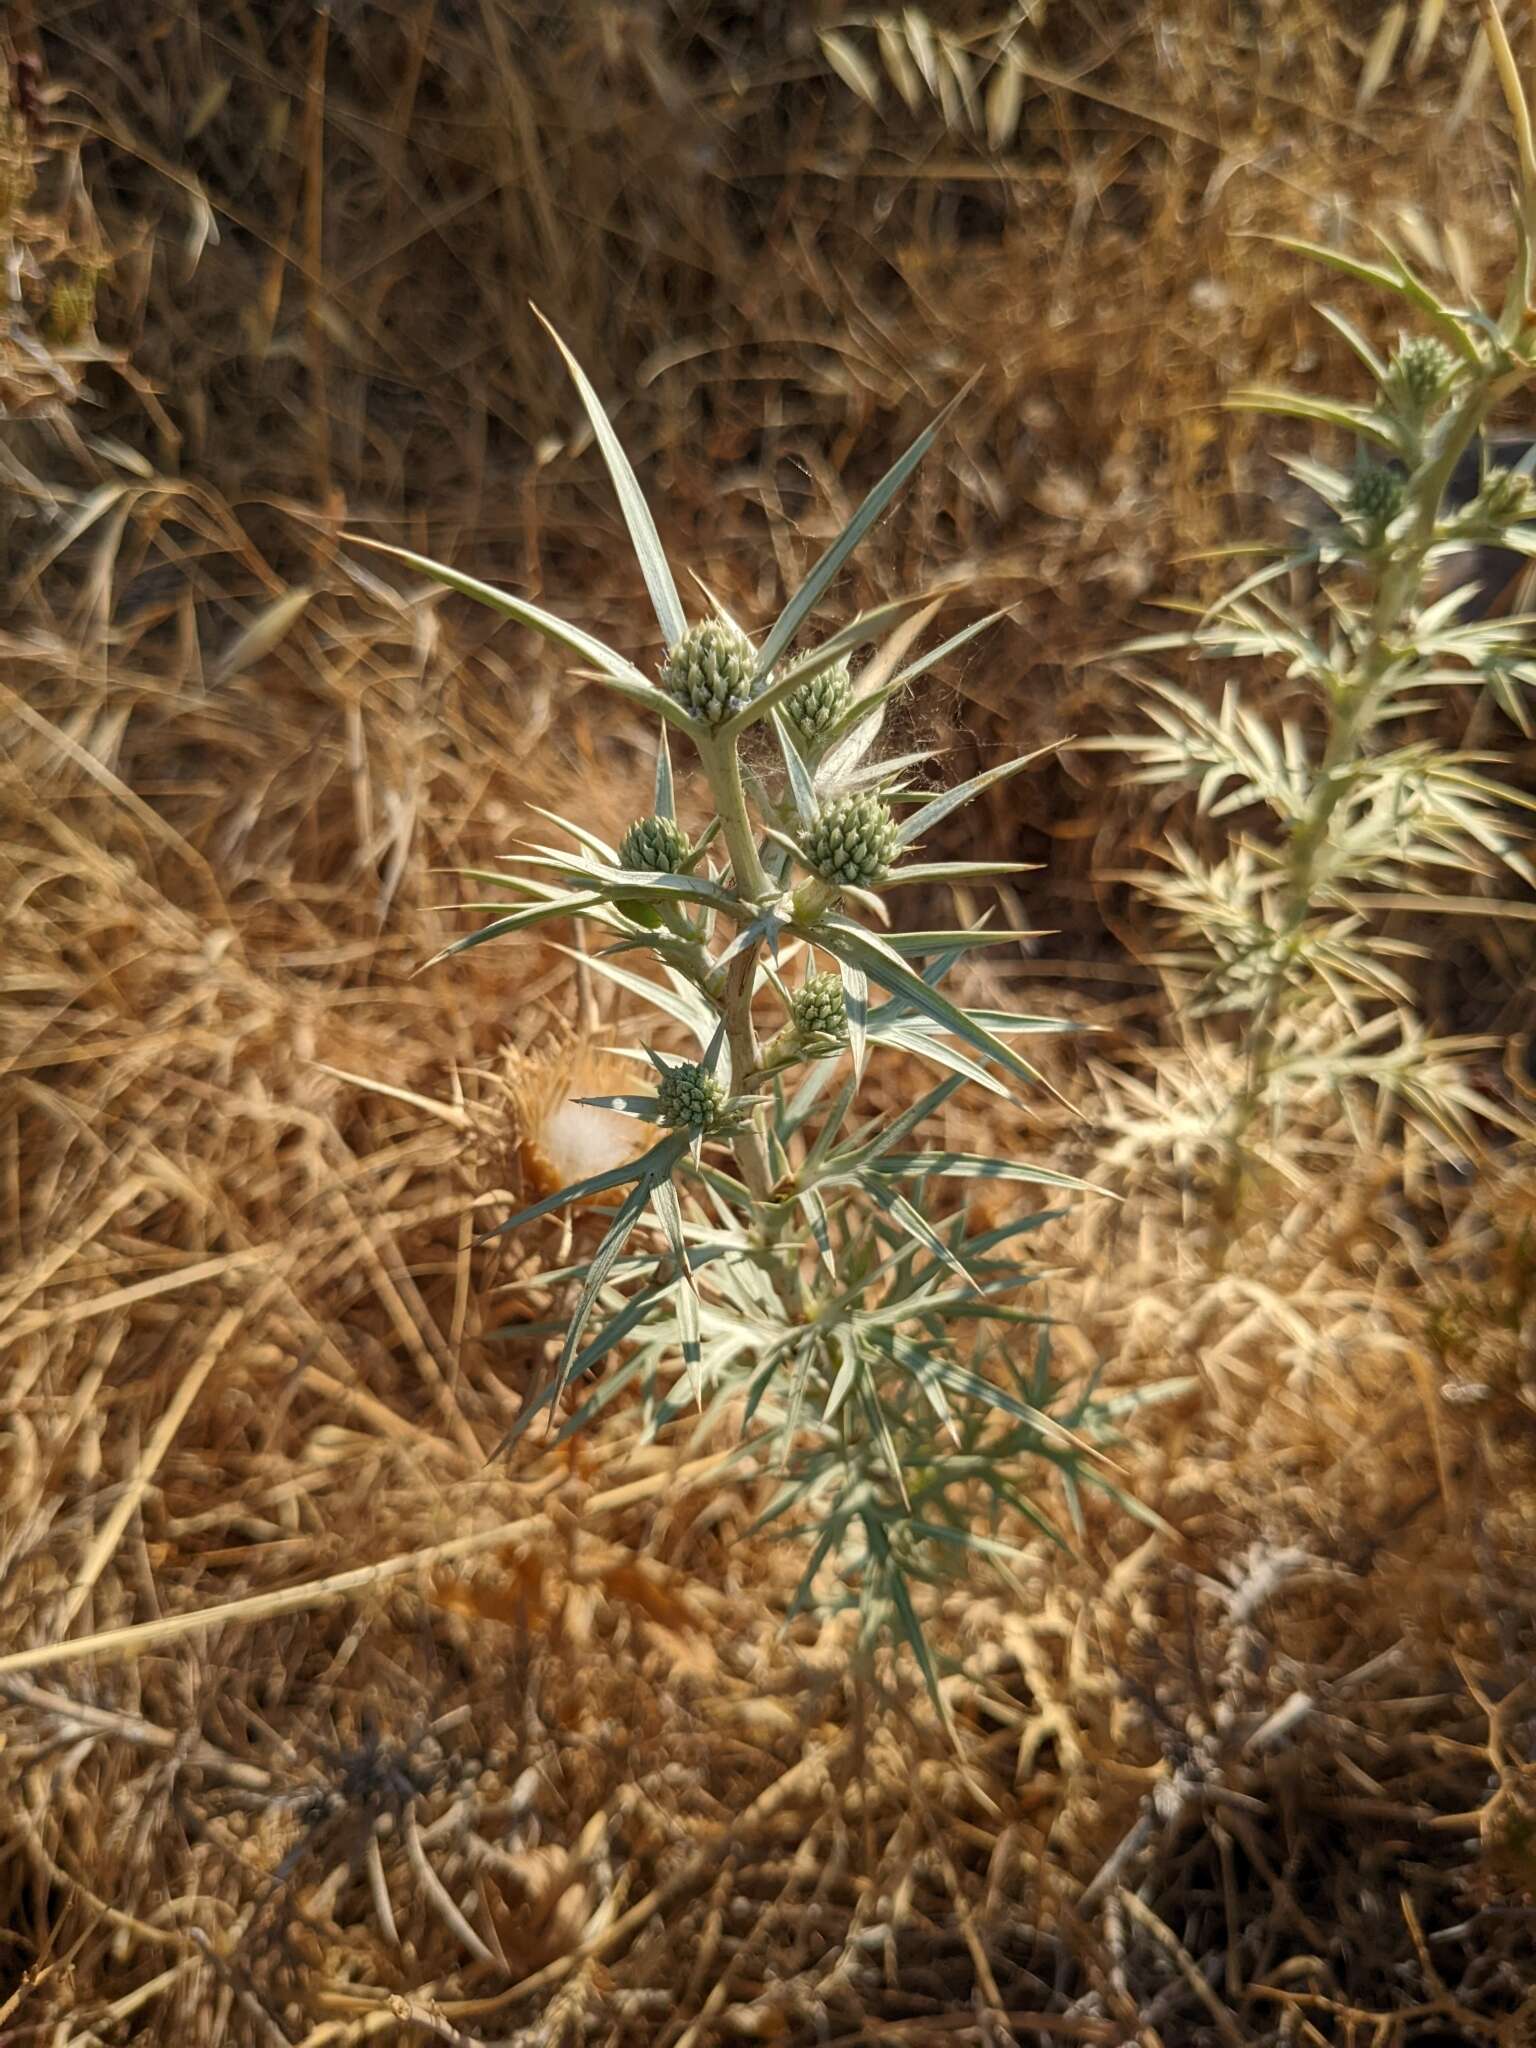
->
[650, 1176, 702, 1398]
[534, 306, 688, 650]
[895, 742, 1057, 849]
[724, 595, 936, 737]
[480, 1132, 687, 1240]
[753, 380, 975, 682]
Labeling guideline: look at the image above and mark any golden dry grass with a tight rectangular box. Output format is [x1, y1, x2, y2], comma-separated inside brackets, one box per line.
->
[3, 3, 1536, 2043]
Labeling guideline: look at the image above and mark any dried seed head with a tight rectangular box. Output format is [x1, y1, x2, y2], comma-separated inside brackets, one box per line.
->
[617, 814, 692, 874]
[656, 1061, 727, 1130]
[790, 971, 847, 1041]
[1348, 460, 1403, 529]
[786, 657, 853, 740]
[804, 791, 899, 887]
[659, 618, 757, 725]
[1388, 335, 1456, 416]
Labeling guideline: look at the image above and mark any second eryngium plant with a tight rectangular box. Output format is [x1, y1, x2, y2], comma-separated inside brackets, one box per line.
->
[351, 318, 1123, 1702]
[1103, 37, 1536, 1208]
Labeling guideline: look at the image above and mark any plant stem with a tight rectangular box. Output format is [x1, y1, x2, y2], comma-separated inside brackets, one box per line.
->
[697, 731, 800, 1311]
[1220, 375, 1502, 1201]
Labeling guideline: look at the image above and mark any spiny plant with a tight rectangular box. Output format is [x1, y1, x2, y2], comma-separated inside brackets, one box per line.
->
[348, 317, 1152, 1713]
[1097, 4, 1536, 1210]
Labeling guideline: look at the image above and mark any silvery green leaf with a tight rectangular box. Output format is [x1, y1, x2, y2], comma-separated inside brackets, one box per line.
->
[1224, 388, 1402, 454]
[520, 806, 619, 863]
[753, 381, 975, 682]
[894, 742, 1057, 849]
[871, 1151, 1110, 1196]
[772, 711, 818, 826]
[426, 893, 609, 968]
[859, 1171, 975, 1289]
[555, 1176, 656, 1399]
[875, 860, 1037, 887]
[574, 1093, 666, 1121]
[650, 1177, 702, 1398]
[818, 918, 1054, 1098]
[480, 1132, 688, 1241]
[343, 534, 699, 726]
[534, 307, 688, 651]
[1314, 303, 1388, 380]
[839, 954, 868, 1082]
[725, 595, 936, 737]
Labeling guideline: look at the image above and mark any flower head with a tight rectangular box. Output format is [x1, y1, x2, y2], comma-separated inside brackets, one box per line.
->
[791, 970, 847, 1042]
[1348, 460, 1403, 530]
[786, 656, 852, 741]
[804, 791, 899, 888]
[656, 1061, 728, 1130]
[660, 618, 757, 725]
[617, 814, 692, 874]
[1387, 335, 1455, 417]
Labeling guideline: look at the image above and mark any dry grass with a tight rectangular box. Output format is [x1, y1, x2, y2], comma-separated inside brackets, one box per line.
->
[3, 3, 1535, 2043]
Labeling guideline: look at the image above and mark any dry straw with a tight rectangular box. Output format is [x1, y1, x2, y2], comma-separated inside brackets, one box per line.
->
[2, 5, 1534, 2044]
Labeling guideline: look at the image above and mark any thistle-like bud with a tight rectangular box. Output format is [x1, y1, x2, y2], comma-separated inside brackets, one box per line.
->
[803, 791, 899, 887]
[1387, 335, 1455, 417]
[1469, 466, 1535, 528]
[790, 971, 847, 1041]
[656, 1061, 728, 1130]
[617, 814, 692, 874]
[786, 657, 852, 741]
[1348, 461, 1403, 529]
[659, 618, 757, 725]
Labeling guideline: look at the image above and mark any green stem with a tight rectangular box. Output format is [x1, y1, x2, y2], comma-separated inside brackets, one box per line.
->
[1221, 374, 1502, 1205]
[697, 731, 800, 1313]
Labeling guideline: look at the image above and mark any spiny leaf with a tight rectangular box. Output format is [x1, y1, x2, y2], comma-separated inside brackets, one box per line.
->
[753, 381, 977, 682]
[534, 306, 688, 651]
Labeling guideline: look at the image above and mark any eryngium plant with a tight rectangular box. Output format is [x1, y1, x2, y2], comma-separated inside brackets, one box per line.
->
[1099, 16, 1536, 1204]
[348, 316, 1133, 1707]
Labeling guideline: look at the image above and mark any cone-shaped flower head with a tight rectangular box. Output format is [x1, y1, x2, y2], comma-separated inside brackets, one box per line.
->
[1349, 461, 1403, 528]
[1388, 335, 1455, 417]
[786, 656, 853, 741]
[656, 1061, 728, 1130]
[791, 970, 847, 1040]
[804, 791, 899, 887]
[617, 814, 692, 874]
[660, 618, 757, 725]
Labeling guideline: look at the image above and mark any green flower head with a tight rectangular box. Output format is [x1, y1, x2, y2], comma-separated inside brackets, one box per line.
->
[1348, 460, 1403, 529]
[1387, 335, 1456, 417]
[617, 814, 692, 874]
[660, 618, 757, 725]
[786, 656, 853, 741]
[791, 970, 847, 1041]
[804, 791, 899, 888]
[656, 1061, 728, 1130]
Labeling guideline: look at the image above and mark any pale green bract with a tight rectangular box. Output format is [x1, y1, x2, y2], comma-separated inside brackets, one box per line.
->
[343, 322, 1147, 1723]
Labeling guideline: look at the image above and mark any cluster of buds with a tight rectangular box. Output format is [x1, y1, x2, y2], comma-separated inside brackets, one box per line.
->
[660, 618, 758, 725]
[655, 1061, 728, 1131]
[803, 792, 899, 888]
[1465, 465, 1536, 529]
[1348, 459, 1404, 533]
[617, 814, 692, 874]
[790, 970, 847, 1042]
[786, 656, 852, 741]
[1385, 335, 1456, 421]
[761, 969, 849, 1073]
